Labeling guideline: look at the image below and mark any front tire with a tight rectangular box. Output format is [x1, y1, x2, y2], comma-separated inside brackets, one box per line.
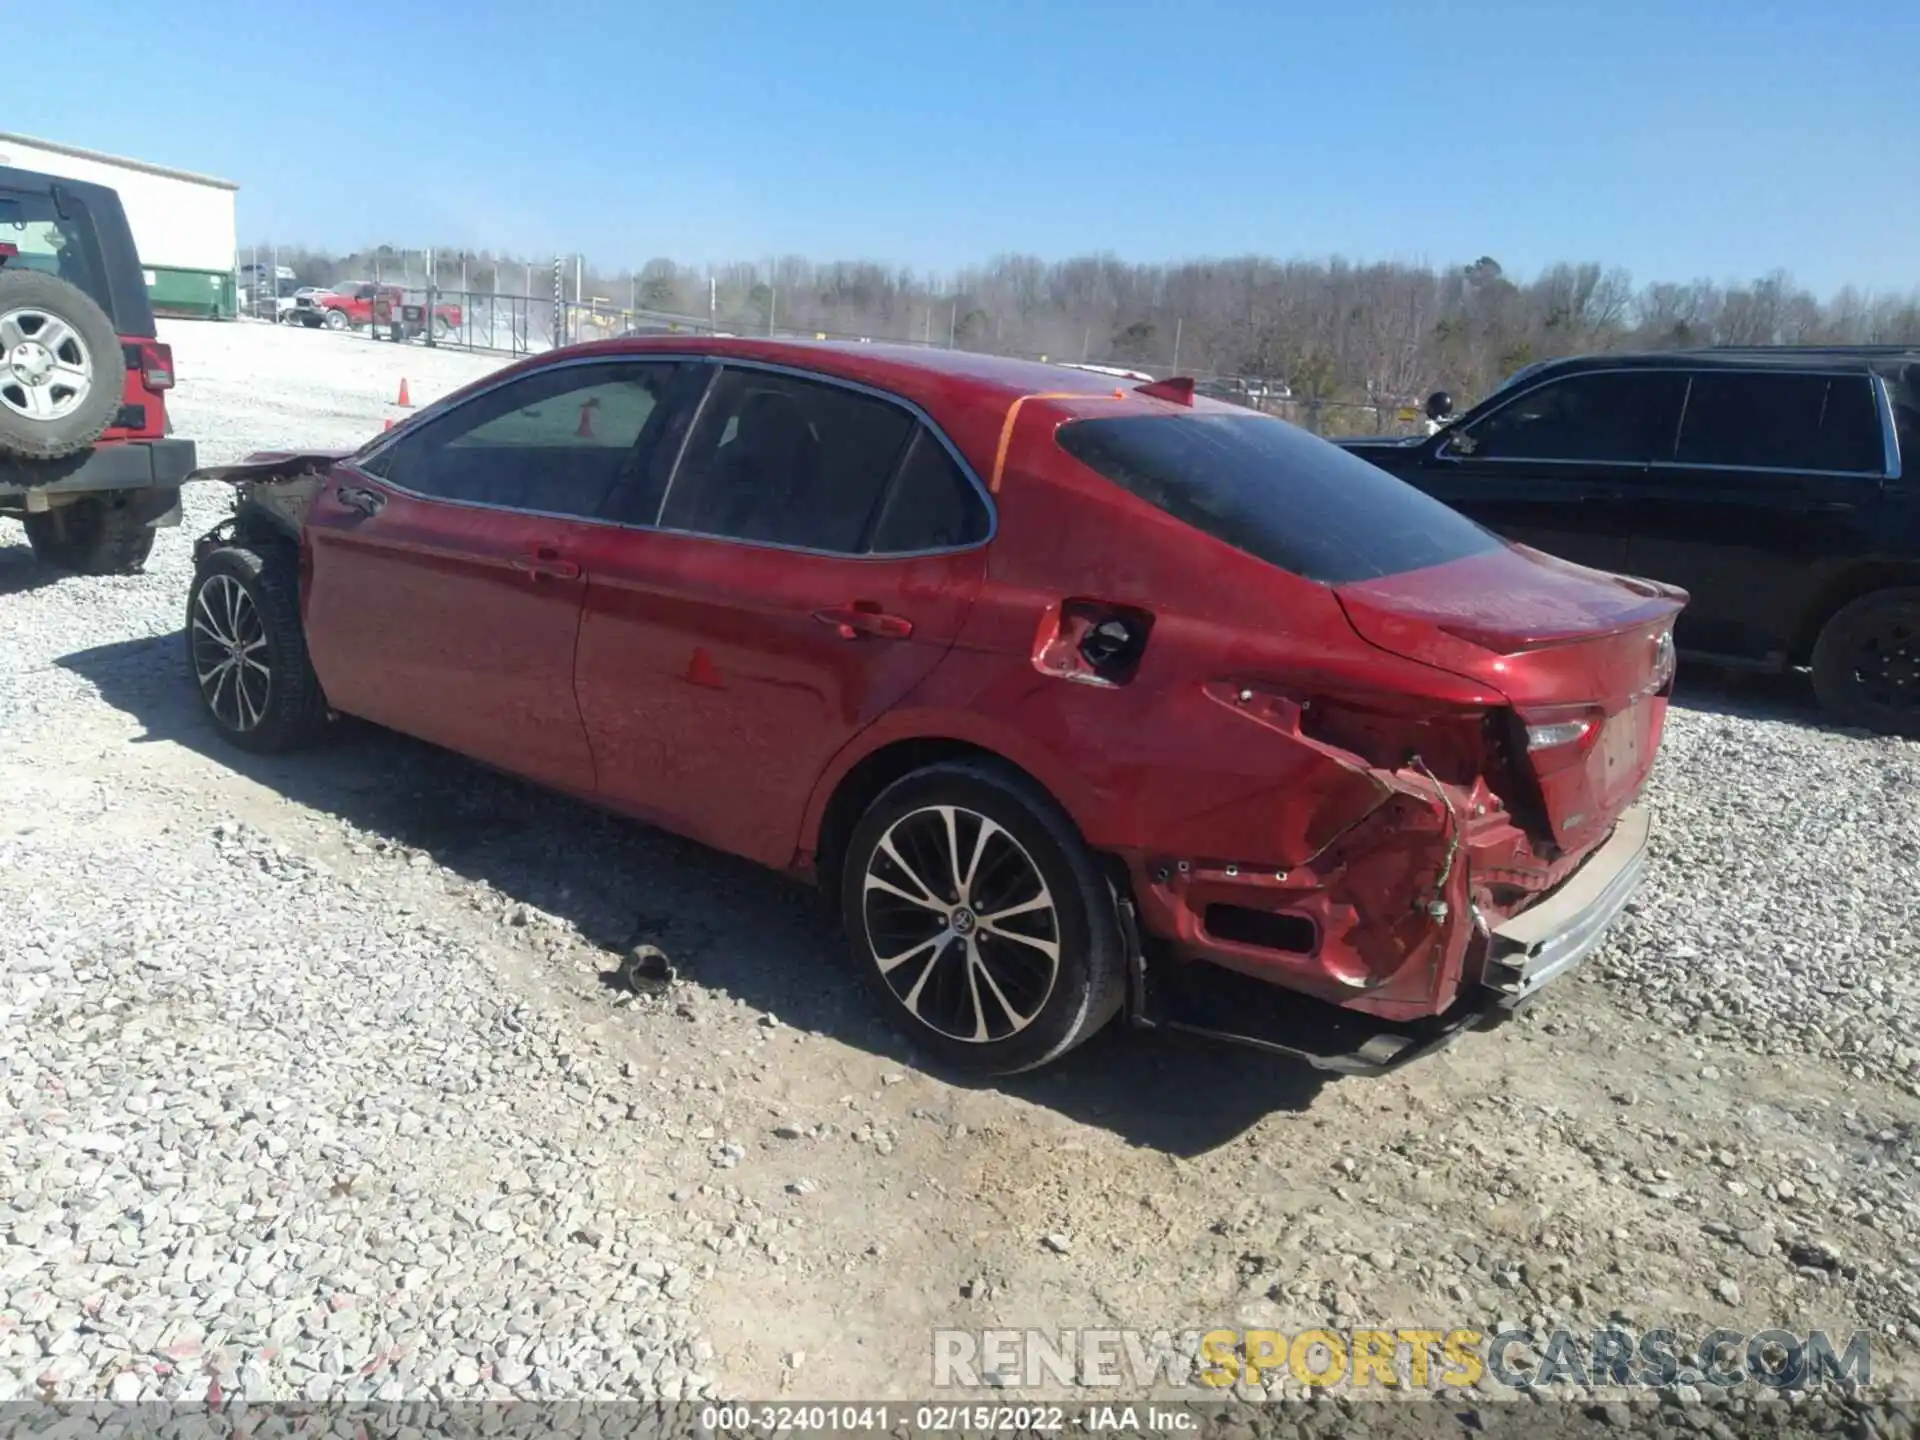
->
[840, 761, 1126, 1076]
[324, 309, 350, 331]
[186, 544, 330, 753]
[23, 495, 157, 575]
[1810, 587, 1920, 737]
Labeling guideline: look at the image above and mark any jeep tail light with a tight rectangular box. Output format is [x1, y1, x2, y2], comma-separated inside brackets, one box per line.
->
[137, 341, 174, 391]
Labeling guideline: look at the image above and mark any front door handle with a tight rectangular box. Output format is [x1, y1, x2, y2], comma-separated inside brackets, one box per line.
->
[336, 484, 385, 516]
[813, 603, 913, 640]
[512, 546, 581, 580]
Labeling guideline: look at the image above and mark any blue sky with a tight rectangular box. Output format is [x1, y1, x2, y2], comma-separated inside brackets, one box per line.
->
[7, 0, 1917, 295]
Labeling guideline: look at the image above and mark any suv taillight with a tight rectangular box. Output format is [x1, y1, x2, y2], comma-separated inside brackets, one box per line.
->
[138, 341, 174, 391]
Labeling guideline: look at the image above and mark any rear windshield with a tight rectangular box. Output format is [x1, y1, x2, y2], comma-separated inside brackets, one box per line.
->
[1056, 412, 1502, 584]
[0, 190, 108, 314]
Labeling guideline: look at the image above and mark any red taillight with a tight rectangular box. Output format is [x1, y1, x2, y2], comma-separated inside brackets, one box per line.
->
[138, 341, 174, 391]
[1519, 703, 1607, 774]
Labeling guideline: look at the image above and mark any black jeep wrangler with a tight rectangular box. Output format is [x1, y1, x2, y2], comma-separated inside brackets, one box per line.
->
[0, 164, 195, 573]
[1342, 348, 1920, 735]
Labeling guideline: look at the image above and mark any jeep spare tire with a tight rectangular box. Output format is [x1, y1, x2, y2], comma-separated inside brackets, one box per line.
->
[0, 268, 126, 460]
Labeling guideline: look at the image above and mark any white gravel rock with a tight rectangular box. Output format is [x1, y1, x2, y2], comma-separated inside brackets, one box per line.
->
[1, 324, 710, 1401]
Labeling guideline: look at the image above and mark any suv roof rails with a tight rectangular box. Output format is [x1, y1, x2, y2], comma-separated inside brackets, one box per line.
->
[1680, 343, 1920, 355]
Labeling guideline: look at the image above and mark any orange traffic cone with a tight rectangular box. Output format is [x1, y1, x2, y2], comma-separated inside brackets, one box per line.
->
[396, 378, 412, 407]
[576, 398, 599, 438]
[383, 419, 394, 431]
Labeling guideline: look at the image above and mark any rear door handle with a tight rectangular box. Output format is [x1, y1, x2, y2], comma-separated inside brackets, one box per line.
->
[336, 484, 385, 516]
[813, 603, 913, 640]
[1582, 489, 1627, 502]
[512, 546, 581, 580]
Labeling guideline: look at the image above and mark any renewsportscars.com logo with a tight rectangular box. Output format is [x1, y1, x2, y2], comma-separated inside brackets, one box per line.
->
[931, 1327, 1873, 1392]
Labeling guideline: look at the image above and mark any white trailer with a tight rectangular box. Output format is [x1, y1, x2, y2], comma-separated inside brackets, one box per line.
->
[0, 131, 239, 318]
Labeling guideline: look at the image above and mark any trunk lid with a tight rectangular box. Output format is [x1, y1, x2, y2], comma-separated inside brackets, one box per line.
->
[1335, 543, 1686, 853]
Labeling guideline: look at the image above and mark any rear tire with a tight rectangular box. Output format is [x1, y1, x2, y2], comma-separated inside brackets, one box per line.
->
[23, 494, 157, 575]
[186, 544, 330, 753]
[839, 760, 1126, 1076]
[1810, 587, 1920, 737]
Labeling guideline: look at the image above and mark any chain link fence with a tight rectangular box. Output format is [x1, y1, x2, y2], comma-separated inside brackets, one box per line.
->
[244, 267, 1431, 437]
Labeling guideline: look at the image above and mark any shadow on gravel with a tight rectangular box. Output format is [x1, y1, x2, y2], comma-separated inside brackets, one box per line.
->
[0, 539, 60, 597]
[61, 630, 1326, 1152]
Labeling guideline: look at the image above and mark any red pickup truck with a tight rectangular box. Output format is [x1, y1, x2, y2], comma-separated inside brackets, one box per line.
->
[295, 283, 462, 340]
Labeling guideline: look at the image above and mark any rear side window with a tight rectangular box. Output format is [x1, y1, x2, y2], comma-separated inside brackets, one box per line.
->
[1056, 412, 1501, 585]
[1676, 371, 1885, 473]
[1459, 371, 1686, 463]
[661, 367, 916, 553]
[868, 428, 990, 552]
[0, 189, 107, 314]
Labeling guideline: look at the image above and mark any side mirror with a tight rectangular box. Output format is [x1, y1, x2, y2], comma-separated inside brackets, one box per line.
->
[1424, 390, 1454, 422]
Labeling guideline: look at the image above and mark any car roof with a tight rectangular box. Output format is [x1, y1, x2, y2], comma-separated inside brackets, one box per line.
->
[548, 335, 1169, 409]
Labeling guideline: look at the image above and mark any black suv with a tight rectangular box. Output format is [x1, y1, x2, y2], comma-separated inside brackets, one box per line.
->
[1, 165, 195, 574]
[1341, 349, 1920, 735]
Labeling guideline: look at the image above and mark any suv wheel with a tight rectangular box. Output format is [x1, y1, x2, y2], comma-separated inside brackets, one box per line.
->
[323, 309, 350, 331]
[1810, 587, 1920, 737]
[840, 761, 1126, 1075]
[0, 270, 126, 460]
[23, 495, 157, 575]
[187, 544, 330, 753]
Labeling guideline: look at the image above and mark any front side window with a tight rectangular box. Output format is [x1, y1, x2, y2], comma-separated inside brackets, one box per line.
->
[1455, 371, 1686, 463]
[1057, 411, 1501, 585]
[660, 367, 918, 552]
[1675, 371, 1884, 473]
[364, 360, 687, 518]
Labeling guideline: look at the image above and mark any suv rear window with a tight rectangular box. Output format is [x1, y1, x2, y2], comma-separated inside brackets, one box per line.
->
[1056, 412, 1501, 584]
[0, 190, 108, 315]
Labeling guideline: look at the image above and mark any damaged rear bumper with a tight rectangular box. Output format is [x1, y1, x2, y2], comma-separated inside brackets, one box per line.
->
[1127, 805, 1653, 1075]
[1478, 804, 1650, 1006]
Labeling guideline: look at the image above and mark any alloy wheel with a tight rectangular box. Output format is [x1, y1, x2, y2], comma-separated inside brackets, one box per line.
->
[191, 574, 273, 732]
[861, 804, 1061, 1043]
[1847, 613, 1918, 717]
[0, 307, 94, 423]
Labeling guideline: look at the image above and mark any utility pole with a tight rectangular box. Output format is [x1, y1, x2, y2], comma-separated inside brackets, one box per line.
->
[708, 275, 717, 333]
[1172, 316, 1183, 372]
[768, 285, 776, 337]
[948, 299, 957, 348]
[552, 256, 564, 346]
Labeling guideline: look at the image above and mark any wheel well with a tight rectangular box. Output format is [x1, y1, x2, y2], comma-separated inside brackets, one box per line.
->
[1792, 562, 1920, 663]
[813, 738, 1045, 896]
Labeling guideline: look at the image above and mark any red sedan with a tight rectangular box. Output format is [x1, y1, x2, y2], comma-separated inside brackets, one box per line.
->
[186, 339, 1683, 1076]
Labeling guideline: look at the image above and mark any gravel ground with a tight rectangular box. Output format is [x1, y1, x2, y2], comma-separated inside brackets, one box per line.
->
[2, 321, 1918, 1426]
